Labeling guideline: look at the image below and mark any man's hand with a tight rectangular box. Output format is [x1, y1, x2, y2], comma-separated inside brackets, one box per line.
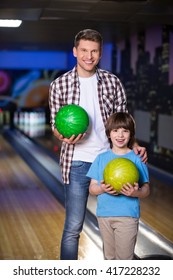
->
[133, 144, 148, 163]
[53, 128, 85, 144]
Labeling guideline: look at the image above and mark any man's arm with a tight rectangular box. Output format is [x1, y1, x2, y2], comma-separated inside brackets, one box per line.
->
[133, 143, 148, 163]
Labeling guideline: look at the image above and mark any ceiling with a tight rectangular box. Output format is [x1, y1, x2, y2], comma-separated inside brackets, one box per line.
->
[0, 0, 173, 51]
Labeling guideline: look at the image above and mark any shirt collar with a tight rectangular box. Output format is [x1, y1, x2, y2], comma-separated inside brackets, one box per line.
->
[72, 65, 102, 84]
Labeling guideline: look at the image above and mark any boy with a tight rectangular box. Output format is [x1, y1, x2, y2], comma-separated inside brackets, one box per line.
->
[87, 112, 150, 260]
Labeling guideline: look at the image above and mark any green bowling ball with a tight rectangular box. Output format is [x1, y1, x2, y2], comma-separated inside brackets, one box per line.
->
[55, 104, 89, 138]
[103, 158, 139, 192]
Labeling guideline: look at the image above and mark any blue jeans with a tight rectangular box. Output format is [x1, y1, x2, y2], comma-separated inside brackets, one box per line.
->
[60, 161, 91, 260]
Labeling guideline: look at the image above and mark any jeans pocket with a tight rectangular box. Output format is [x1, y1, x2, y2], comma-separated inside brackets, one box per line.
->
[71, 160, 85, 168]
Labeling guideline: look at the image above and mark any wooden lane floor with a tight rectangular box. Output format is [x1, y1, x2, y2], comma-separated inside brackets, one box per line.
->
[0, 135, 102, 260]
[140, 174, 173, 244]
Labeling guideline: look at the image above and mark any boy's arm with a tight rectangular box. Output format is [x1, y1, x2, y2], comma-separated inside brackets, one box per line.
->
[89, 179, 104, 195]
[134, 183, 150, 198]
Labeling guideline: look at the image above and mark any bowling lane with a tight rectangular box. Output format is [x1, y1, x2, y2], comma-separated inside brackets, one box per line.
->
[33, 125, 173, 245]
[140, 173, 173, 244]
[0, 134, 103, 260]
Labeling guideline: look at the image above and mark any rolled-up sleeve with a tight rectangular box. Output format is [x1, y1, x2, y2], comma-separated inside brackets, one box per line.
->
[49, 80, 60, 131]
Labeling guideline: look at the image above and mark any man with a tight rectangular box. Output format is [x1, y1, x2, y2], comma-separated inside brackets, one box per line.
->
[49, 29, 147, 260]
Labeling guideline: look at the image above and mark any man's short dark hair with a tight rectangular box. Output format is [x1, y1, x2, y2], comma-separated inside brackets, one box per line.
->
[74, 29, 103, 48]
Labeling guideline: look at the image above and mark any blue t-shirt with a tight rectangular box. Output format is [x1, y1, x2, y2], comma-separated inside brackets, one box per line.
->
[86, 150, 149, 218]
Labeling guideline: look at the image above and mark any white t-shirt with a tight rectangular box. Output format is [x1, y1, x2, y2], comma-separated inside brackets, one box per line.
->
[73, 74, 110, 162]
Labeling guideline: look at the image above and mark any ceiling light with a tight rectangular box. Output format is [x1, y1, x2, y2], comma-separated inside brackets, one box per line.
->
[0, 19, 22, 28]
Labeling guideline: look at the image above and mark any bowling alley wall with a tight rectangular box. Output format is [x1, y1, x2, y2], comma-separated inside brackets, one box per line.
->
[112, 25, 173, 173]
[0, 51, 70, 129]
[0, 24, 173, 173]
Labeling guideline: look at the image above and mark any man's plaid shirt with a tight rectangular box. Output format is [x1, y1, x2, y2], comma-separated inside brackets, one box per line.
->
[49, 66, 128, 184]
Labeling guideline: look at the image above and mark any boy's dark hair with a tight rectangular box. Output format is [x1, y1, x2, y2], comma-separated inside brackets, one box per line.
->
[74, 29, 103, 48]
[105, 112, 136, 149]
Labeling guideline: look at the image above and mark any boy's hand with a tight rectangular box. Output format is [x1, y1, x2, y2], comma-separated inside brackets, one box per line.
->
[100, 180, 119, 195]
[120, 182, 139, 196]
